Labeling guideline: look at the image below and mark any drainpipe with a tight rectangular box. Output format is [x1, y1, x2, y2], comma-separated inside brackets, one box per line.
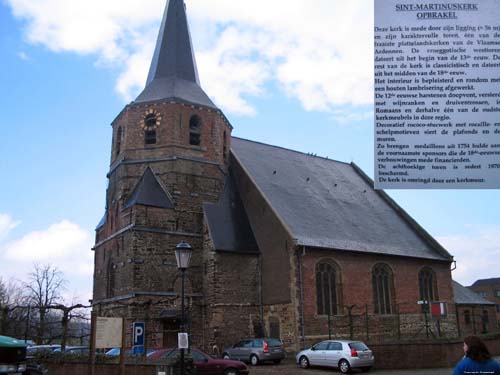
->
[297, 246, 306, 349]
[258, 253, 264, 329]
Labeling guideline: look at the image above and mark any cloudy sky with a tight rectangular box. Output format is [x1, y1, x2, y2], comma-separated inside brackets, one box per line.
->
[0, 0, 499, 303]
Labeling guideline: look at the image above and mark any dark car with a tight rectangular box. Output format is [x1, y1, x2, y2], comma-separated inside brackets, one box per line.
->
[223, 338, 285, 366]
[25, 357, 48, 375]
[0, 335, 27, 374]
[150, 347, 249, 375]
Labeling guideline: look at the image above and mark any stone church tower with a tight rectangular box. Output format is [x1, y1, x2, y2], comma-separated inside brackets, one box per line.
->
[92, 0, 232, 348]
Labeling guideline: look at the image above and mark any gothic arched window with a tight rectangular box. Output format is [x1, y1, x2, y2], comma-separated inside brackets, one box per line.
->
[189, 115, 202, 146]
[316, 261, 342, 315]
[419, 267, 438, 304]
[372, 263, 394, 315]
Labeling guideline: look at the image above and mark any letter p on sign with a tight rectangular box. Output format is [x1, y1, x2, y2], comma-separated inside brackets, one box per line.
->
[133, 322, 145, 346]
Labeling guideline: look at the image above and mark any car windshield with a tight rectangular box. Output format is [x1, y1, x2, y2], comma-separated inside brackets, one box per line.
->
[267, 339, 282, 347]
[349, 342, 369, 351]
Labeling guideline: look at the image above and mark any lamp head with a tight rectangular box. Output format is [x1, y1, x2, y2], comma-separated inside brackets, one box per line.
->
[175, 241, 193, 270]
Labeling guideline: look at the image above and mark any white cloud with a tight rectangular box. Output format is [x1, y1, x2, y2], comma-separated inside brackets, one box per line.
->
[0, 214, 21, 241]
[438, 226, 500, 286]
[6, 0, 374, 116]
[0, 220, 94, 302]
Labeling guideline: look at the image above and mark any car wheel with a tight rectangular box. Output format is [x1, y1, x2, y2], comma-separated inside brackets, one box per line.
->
[339, 359, 351, 374]
[223, 353, 230, 360]
[273, 359, 282, 364]
[361, 366, 372, 372]
[299, 356, 310, 369]
[250, 354, 259, 366]
[224, 368, 239, 375]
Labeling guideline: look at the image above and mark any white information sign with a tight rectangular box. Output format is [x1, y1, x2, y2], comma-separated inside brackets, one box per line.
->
[95, 317, 123, 349]
[375, 0, 500, 189]
[178, 332, 189, 349]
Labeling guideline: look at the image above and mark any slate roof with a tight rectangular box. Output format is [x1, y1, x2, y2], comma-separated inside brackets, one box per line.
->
[231, 137, 453, 261]
[204, 174, 259, 254]
[124, 167, 174, 209]
[470, 278, 500, 287]
[453, 281, 494, 305]
[95, 214, 106, 230]
[135, 0, 216, 108]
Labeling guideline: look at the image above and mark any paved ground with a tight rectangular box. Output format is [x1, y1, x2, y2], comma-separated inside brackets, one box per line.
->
[247, 356, 500, 375]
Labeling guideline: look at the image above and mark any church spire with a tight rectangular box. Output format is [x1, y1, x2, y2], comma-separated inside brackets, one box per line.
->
[135, 0, 216, 108]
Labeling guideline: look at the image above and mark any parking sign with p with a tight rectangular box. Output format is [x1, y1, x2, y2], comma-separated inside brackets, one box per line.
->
[133, 322, 145, 354]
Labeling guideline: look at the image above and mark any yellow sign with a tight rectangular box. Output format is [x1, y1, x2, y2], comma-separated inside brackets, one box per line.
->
[96, 317, 123, 349]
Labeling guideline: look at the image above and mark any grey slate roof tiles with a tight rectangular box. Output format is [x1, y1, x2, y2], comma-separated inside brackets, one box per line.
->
[470, 277, 500, 287]
[124, 167, 174, 209]
[204, 174, 259, 254]
[453, 280, 494, 305]
[231, 137, 452, 261]
[135, 0, 216, 108]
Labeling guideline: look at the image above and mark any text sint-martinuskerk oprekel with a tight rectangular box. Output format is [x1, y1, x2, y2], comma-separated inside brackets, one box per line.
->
[395, 3, 479, 19]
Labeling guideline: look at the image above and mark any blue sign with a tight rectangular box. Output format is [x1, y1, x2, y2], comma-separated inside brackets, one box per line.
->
[133, 322, 145, 353]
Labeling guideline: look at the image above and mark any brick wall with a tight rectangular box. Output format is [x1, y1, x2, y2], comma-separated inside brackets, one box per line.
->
[369, 336, 500, 369]
[299, 249, 457, 342]
[456, 305, 499, 336]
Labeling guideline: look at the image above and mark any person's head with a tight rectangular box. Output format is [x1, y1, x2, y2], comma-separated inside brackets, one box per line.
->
[463, 336, 491, 363]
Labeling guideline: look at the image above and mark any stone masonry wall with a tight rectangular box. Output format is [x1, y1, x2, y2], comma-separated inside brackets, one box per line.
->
[202, 222, 260, 354]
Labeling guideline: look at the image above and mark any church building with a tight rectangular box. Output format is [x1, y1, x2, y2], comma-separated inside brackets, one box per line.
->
[92, 0, 457, 352]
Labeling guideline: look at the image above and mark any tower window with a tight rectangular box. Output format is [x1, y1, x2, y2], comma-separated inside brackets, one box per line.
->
[116, 126, 122, 156]
[144, 113, 157, 145]
[189, 115, 202, 146]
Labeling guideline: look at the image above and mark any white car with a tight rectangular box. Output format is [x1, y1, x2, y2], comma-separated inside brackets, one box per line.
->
[296, 340, 374, 373]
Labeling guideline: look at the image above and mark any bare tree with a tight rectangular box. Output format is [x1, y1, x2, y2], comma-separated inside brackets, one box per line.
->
[49, 303, 90, 350]
[0, 278, 28, 338]
[25, 264, 66, 344]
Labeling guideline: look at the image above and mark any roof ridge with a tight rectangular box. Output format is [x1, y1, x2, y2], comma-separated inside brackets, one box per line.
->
[231, 136, 350, 166]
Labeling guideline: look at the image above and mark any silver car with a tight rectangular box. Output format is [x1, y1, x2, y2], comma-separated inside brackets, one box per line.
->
[223, 338, 285, 365]
[296, 340, 374, 373]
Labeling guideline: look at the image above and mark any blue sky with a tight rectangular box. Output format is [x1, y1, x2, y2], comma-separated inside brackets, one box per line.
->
[0, 0, 499, 303]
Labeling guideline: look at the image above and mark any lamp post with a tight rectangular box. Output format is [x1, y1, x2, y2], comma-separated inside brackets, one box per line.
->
[175, 241, 192, 375]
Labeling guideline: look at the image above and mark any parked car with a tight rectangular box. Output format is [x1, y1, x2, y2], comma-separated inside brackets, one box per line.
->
[25, 357, 48, 375]
[296, 340, 374, 373]
[27, 344, 61, 354]
[222, 338, 285, 366]
[105, 347, 156, 357]
[150, 347, 248, 375]
[53, 346, 89, 355]
[0, 335, 27, 374]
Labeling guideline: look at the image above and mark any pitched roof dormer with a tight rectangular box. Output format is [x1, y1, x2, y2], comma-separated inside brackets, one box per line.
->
[124, 167, 174, 209]
[135, 0, 216, 109]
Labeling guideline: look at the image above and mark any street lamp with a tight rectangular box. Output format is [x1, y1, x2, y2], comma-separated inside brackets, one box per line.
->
[175, 241, 192, 375]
